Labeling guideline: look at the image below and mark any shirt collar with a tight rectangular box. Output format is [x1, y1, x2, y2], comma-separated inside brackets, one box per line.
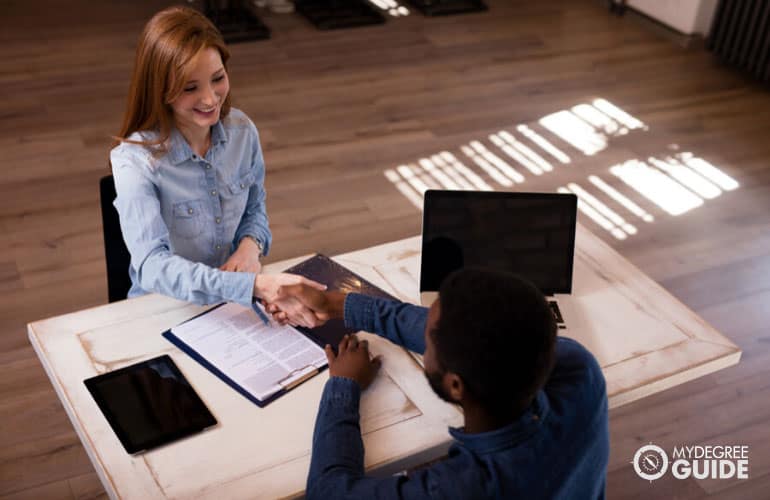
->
[167, 120, 228, 165]
[448, 390, 550, 455]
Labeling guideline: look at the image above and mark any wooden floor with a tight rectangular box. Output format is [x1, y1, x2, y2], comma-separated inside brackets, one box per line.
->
[2, 0, 769, 498]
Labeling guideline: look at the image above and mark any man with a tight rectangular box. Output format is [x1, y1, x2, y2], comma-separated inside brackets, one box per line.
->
[271, 268, 609, 499]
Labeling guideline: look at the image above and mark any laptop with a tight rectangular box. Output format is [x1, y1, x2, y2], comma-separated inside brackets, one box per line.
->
[419, 190, 578, 329]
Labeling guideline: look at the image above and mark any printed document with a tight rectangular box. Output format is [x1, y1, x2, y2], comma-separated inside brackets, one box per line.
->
[171, 303, 327, 401]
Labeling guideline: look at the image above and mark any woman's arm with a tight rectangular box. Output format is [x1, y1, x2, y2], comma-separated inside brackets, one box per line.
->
[111, 153, 256, 307]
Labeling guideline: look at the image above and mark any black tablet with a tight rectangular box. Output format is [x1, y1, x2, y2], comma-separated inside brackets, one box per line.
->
[84, 355, 217, 454]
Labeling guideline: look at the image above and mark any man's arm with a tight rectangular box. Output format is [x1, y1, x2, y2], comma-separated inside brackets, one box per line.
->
[306, 335, 438, 500]
[344, 293, 428, 355]
[270, 287, 429, 354]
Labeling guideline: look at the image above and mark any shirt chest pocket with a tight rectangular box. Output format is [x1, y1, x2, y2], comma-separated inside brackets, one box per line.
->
[171, 199, 204, 239]
[221, 171, 256, 220]
[222, 171, 256, 199]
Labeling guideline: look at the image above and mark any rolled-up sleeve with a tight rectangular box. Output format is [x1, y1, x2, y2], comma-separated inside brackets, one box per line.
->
[234, 124, 272, 255]
[111, 149, 255, 307]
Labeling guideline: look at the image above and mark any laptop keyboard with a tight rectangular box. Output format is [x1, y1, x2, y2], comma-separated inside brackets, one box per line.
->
[548, 300, 566, 329]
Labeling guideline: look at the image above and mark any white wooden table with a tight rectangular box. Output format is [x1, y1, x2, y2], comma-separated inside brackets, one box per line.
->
[28, 225, 740, 499]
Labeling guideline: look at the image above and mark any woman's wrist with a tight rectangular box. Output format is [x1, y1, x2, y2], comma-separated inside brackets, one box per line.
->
[240, 235, 263, 255]
[252, 273, 266, 299]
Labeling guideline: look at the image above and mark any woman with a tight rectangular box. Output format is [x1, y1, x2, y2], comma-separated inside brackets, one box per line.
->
[111, 6, 321, 326]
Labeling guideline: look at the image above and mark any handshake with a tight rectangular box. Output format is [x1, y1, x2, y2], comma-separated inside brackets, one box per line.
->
[253, 273, 344, 328]
[254, 275, 381, 389]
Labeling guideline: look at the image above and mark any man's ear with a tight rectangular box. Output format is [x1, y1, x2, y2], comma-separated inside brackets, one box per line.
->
[443, 371, 465, 404]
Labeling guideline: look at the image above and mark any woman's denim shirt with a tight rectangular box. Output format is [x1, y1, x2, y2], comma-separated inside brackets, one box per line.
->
[110, 108, 272, 307]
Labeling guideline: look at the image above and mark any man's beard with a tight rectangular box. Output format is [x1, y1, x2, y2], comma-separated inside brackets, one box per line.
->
[425, 367, 455, 404]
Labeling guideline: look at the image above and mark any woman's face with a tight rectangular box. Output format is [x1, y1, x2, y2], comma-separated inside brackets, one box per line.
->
[170, 47, 229, 137]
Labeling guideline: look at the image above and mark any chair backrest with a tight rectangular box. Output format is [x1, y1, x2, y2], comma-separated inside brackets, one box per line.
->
[99, 175, 132, 302]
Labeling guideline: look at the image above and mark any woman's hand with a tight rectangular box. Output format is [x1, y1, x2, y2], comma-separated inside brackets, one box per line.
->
[220, 237, 262, 274]
[265, 286, 346, 327]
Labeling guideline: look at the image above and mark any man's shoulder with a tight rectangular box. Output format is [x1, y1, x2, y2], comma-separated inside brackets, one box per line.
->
[554, 337, 602, 369]
[547, 337, 607, 405]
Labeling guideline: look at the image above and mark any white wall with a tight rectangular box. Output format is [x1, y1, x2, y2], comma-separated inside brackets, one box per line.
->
[628, 0, 719, 35]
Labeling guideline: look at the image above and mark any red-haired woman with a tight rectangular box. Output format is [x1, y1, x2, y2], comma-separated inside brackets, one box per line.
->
[111, 6, 321, 326]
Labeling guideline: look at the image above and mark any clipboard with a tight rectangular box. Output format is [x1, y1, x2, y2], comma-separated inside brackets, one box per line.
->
[162, 254, 395, 408]
[162, 326, 325, 408]
[284, 254, 397, 349]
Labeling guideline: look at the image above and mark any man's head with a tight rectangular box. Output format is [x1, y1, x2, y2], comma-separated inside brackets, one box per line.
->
[422, 268, 557, 418]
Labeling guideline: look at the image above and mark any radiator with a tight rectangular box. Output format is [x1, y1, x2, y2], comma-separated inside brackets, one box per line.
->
[708, 0, 770, 83]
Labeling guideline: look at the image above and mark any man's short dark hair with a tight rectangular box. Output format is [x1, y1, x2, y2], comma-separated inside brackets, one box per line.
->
[434, 268, 557, 416]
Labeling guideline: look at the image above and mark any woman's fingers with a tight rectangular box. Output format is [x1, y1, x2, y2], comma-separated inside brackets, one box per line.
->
[273, 296, 320, 328]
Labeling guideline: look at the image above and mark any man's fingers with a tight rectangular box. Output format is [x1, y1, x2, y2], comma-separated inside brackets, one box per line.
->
[297, 306, 317, 328]
[282, 298, 318, 328]
[300, 277, 327, 291]
[372, 354, 383, 369]
[339, 334, 350, 353]
[324, 344, 335, 365]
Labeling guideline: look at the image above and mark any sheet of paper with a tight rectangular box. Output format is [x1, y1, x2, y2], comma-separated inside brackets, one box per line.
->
[172, 303, 327, 401]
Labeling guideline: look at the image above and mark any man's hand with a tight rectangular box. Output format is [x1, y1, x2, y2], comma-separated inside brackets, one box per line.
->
[266, 285, 346, 326]
[220, 237, 262, 274]
[253, 274, 327, 327]
[326, 334, 381, 390]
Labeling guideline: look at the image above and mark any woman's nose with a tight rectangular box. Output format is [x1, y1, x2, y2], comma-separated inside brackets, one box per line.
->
[200, 86, 217, 105]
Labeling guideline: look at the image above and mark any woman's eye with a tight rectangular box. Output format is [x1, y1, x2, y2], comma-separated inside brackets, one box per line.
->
[183, 87, 196, 93]
[213, 75, 225, 83]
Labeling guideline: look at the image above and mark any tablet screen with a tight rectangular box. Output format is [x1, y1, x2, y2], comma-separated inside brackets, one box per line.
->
[84, 355, 216, 454]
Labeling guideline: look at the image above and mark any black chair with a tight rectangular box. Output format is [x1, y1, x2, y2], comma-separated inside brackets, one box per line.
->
[99, 175, 132, 303]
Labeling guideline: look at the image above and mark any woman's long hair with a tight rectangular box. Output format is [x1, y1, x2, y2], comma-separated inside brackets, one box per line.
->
[113, 6, 231, 154]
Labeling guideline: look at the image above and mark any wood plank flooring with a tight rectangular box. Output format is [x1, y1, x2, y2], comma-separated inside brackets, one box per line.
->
[1, 1, 769, 498]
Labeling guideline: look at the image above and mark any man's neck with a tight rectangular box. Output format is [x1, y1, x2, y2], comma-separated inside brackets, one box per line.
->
[462, 399, 532, 434]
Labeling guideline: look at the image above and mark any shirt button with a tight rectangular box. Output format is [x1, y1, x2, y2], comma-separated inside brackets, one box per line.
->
[206, 165, 212, 170]
[211, 190, 217, 196]
[216, 244, 222, 250]
[215, 217, 221, 224]
[240, 183, 245, 189]
[188, 208, 194, 214]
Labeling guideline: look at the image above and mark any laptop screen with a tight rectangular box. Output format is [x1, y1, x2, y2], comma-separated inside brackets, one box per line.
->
[420, 190, 577, 295]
